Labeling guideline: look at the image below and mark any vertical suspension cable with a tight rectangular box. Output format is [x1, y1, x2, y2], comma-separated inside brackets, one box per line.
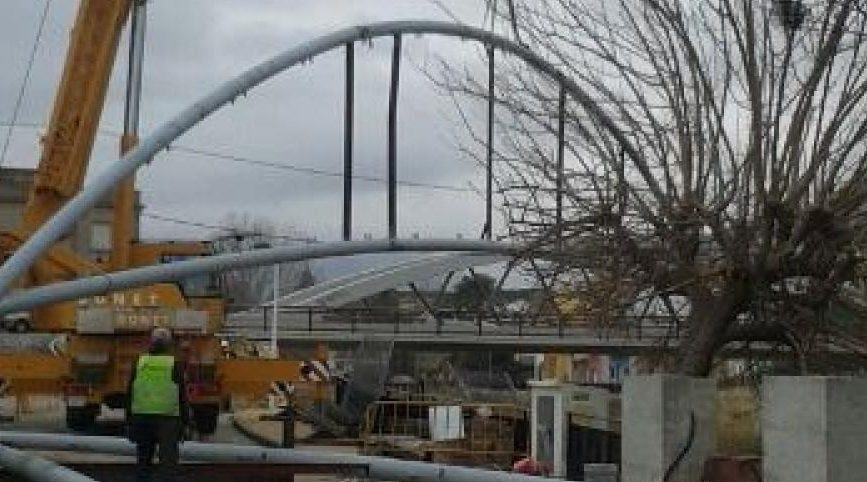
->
[556, 82, 565, 252]
[343, 42, 355, 241]
[388, 34, 402, 240]
[485, 46, 495, 240]
[506, 0, 523, 44]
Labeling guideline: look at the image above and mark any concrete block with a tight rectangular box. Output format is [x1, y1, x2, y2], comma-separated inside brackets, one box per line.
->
[763, 376, 867, 482]
[622, 375, 715, 482]
[583, 463, 618, 482]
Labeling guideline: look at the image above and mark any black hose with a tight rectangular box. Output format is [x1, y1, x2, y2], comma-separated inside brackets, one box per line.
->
[662, 411, 696, 482]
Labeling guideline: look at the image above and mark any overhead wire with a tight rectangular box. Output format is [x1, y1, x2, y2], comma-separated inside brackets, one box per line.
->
[141, 211, 317, 242]
[169, 143, 478, 194]
[1, 121, 480, 240]
[141, 212, 242, 233]
[0, 0, 52, 167]
[0, 123, 477, 194]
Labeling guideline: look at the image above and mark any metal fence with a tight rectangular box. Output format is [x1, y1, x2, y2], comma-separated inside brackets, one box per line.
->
[225, 305, 681, 342]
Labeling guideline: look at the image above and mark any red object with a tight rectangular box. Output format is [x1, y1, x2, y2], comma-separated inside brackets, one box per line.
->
[513, 457, 541, 475]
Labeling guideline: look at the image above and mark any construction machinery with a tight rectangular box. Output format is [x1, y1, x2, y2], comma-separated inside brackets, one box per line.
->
[0, 0, 311, 433]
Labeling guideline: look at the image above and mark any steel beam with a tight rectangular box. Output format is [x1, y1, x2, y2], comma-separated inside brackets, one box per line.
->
[0, 432, 561, 482]
[0, 442, 98, 482]
[0, 20, 645, 297]
[0, 239, 518, 315]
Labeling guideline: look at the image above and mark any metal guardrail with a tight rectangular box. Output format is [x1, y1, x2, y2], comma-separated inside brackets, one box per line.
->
[226, 305, 681, 342]
[223, 305, 867, 359]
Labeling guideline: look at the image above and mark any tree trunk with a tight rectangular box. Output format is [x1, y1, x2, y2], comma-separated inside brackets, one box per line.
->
[675, 281, 746, 376]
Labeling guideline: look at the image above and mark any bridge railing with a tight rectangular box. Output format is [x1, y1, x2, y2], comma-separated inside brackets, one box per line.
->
[225, 305, 680, 342]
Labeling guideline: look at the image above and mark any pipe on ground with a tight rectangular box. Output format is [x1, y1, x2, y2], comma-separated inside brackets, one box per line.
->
[0, 431, 558, 482]
[0, 442, 98, 482]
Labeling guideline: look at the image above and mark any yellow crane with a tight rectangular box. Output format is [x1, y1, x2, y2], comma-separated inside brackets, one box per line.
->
[0, 0, 312, 433]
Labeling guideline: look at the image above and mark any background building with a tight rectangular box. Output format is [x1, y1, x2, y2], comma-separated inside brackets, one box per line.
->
[0, 167, 141, 263]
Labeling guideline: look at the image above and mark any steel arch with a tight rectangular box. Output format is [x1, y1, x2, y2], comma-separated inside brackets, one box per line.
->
[0, 20, 643, 296]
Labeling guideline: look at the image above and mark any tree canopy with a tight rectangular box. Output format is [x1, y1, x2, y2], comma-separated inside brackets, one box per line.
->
[447, 0, 867, 374]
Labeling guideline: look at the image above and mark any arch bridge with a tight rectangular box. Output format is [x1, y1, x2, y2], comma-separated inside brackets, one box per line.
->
[0, 20, 647, 332]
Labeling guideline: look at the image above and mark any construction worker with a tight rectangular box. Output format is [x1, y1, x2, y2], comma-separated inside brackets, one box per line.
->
[126, 327, 189, 482]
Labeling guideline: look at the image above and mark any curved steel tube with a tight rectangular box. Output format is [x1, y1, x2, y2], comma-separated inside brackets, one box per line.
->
[0, 431, 555, 482]
[0, 239, 518, 314]
[0, 20, 642, 296]
[0, 442, 98, 482]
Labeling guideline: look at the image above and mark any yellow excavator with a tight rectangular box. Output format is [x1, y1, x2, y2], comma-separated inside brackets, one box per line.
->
[0, 0, 307, 433]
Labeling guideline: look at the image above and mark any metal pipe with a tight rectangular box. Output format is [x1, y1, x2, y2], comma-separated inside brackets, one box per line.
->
[343, 42, 355, 241]
[0, 239, 519, 315]
[0, 442, 98, 482]
[0, 432, 559, 482]
[388, 34, 402, 240]
[0, 20, 645, 297]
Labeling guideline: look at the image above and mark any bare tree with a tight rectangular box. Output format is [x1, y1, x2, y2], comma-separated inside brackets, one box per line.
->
[444, 0, 867, 375]
[212, 212, 314, 309]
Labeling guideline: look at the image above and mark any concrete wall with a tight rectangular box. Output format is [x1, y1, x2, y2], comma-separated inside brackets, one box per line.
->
[622, 375, 715, 482]
[763, 376, 867, 482]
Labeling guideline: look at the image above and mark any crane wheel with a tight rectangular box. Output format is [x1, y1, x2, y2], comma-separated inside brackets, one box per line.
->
[2, 318, 30, 333]
[11, 319, 30, 333]
[65, 404, 99, 432]
[191, 403, 220, 435]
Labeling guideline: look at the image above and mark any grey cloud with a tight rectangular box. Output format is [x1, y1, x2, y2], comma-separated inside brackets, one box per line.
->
[2, 0, 495, 242]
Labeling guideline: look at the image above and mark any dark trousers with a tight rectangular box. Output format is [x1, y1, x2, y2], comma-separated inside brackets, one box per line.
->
[130, 415, 181, 482]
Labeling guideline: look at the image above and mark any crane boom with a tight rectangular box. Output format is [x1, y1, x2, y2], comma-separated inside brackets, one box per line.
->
[0, 2, 325, 437]
[21, 0, 132, 234]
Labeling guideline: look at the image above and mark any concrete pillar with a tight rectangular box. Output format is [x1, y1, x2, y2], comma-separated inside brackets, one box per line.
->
[763, 376, 867, 482]
[621, 375, 715, 482]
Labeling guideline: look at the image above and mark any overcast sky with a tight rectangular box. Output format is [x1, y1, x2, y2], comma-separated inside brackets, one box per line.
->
[1, 0, 502, 242]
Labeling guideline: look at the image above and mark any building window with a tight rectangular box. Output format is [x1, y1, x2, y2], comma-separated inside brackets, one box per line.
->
[90, 223, 111, 253]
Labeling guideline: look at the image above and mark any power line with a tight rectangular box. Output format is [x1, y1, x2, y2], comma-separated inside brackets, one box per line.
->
[170, 144, 478, 194]
[0, 123, 478, 194]
[0, 0, 52, 167]
[141, 212, 234, 232]
[141, 211, 317, 242]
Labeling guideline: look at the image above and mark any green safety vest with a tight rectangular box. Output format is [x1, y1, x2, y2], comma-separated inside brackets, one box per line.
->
[130, 354, 180, 416]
